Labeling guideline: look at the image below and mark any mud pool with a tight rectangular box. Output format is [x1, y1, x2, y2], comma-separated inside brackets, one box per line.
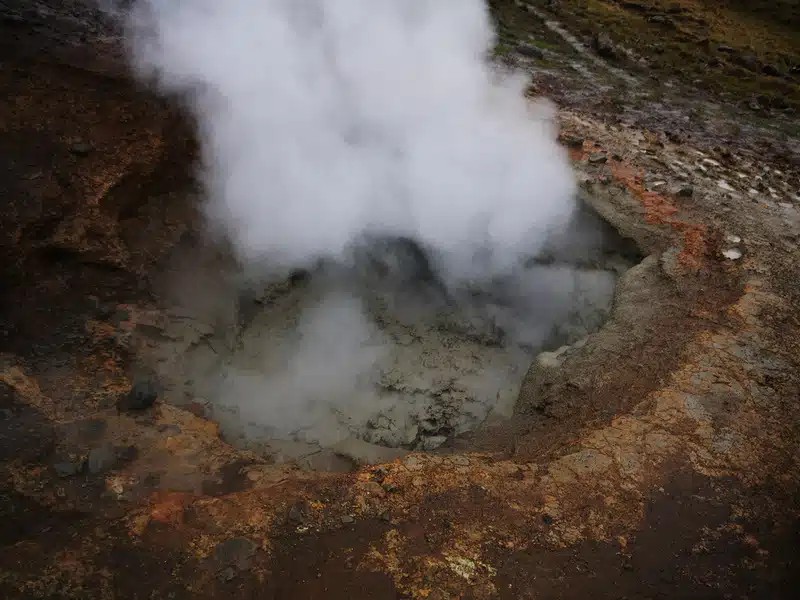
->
[142, 201, 639, 468]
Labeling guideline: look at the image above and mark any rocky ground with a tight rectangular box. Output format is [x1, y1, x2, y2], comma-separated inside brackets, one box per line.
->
[1, 1, 798, 598]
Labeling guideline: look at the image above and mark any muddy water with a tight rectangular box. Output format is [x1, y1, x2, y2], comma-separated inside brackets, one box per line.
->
[145, 203, 637, 468]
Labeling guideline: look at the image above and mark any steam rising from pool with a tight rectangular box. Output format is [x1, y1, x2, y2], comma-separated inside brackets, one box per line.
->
[121, 1, 621, 455]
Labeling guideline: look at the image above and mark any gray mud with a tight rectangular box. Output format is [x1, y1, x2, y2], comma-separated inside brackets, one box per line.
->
[143, 201, 638, 467]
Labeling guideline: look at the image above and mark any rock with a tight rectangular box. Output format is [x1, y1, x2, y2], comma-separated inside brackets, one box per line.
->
[331, 436, 407, 465]
[359, 481, 386, 496]
[214, 537, 257, 571]
[588, 152, 608, 164]
[762, 64, 780, 77]
[717, 45, 735, 54]
[87, 445, 116, 474]
[69, 141, 93, 156]
[116, 445, 138, 463]
[561, 135, 584, 149]
[592, 32, 617, 59]
[722, 248, 743, 260]
[54, 460, 83, 478]
[734, 54, 760, 72]
[341, 515, 354, 524]
[675, 185, 694, 197]
[725, 234, 742, 244]
[404, 455, 423, 470]
[118, 379, 159, 412]
[449, 455, 471, 467]
[418, 435, 447, 450]
[218, 567, 237, 582]
[288, 501, 309, 524]
[717, 180, 735, 192]
[517, 43, 544, 60]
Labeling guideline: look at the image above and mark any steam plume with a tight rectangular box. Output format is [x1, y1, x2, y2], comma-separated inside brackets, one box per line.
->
[122, 0, 590, 449]
[127, 0, 575, 282]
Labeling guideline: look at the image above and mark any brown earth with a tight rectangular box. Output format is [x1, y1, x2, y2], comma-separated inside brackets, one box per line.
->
[1, 1, 799, 598]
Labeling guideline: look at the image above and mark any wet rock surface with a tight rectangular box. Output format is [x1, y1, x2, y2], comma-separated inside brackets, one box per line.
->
[0, 1, 799, 599]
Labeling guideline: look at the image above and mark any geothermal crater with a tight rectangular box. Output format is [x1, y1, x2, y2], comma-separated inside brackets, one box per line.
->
[144, 200, 639, 468]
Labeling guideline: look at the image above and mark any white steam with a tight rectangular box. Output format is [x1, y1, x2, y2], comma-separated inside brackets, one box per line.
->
[122, 0, 595, 450]
[127, 0, 575, 282]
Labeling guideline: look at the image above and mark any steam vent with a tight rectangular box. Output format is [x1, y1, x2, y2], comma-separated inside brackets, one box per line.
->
[1, 1, 799, 599]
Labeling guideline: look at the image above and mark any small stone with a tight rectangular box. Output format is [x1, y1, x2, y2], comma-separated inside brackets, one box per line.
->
[725, 234, 742, 244]
[288, 502, 308, 524]
[418, 435, 447, 450]
[593, 32, 617, 59]
[561, 135, 584, 149]
[54, 461, 81, 478]
[676, 185, 694, 197]
[69, 141, 93, 157]
[218, 567, 237, 582]
[517, 44, 544, 60]
[341, 515, 355, 524]
[717, 180, 735, 192]
[449, 455, 471, 467]
[762, 64, 780, 77]
[404, 455, 423, 470]
[88, 445, 116, 474]
[359, 481, 386, 496]
[118, 379, 159, 412]
[115, 445, 139, 463]
[588, 152, 608, 164]
[722, 248, 743, 260]
[214, 537, 256, 571]
[382, 482, 400, 493]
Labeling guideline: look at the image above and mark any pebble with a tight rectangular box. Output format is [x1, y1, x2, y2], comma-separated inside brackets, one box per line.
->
[588, 152, 608, 164]
[449, 455, 471, 467]
[214, 537, 256, 571]
[676, 185, 694, 197]
[87, 445, 116, 474]
[118, 379, 158, 412]
[404, 456, 423, 470]
[54, 461, 82, 478]
[341, 515, 355, 524]
[517, 44, 544, 60]
[418, 435, 447, 450]
[561, 135, 584, 149]
[359, 481, 386, 496]
[717, 180, 735, 192]
[69, 141, 93, 156]
[288, 502, 308, 524]
[722, 248, 743, 260]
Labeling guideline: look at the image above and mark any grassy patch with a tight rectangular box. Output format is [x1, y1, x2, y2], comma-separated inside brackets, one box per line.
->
[490, 0, 800, 112]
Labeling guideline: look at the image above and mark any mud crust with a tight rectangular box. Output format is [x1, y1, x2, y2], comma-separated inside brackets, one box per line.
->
[1, 2, 799, 598]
